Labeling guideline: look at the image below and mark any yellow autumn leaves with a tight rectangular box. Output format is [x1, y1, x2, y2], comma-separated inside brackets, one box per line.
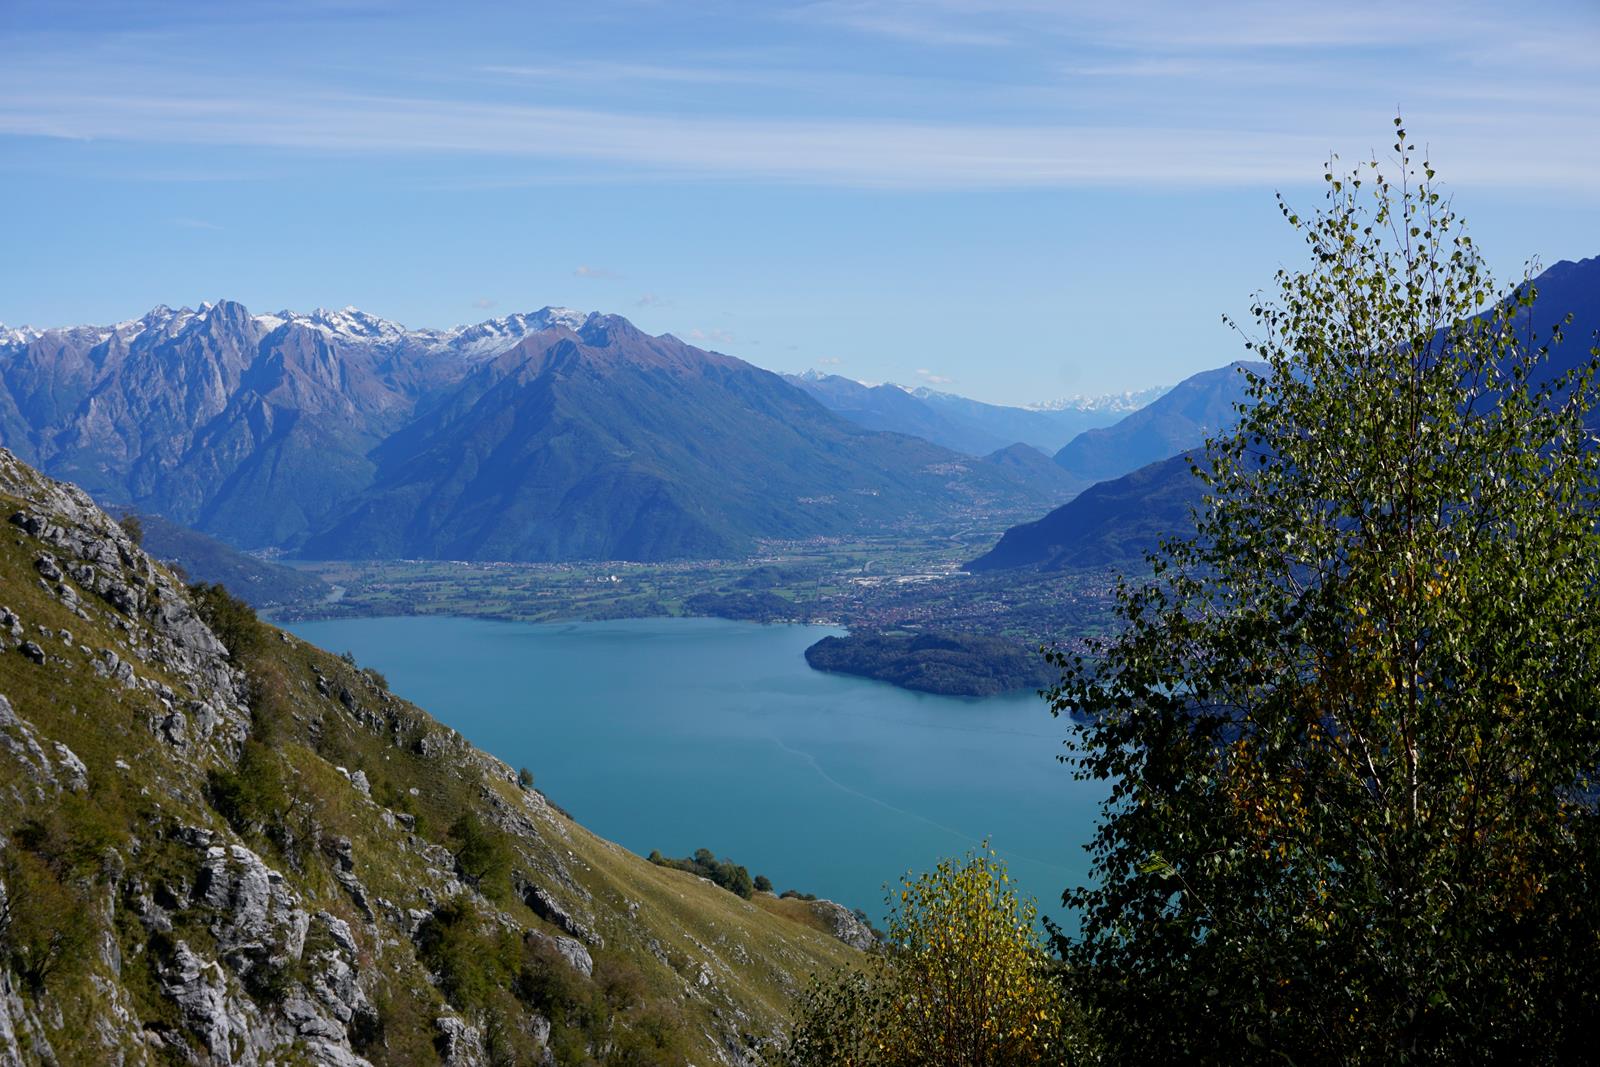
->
[782, 846, 1075, 1067]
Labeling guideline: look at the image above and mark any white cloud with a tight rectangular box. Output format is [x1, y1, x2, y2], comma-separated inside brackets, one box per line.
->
[0, 68, 1590, 191]
[574, 265, 621, 280]
[689, 327, 736, 345]
[480, 62, 766, 86]
[787, 1, 1014, 47]
[817, 356, 842, 365]
[171, 217, 221, 230]
[472, 297, 497, 309]
[635, 293, 667, 307]
[916, 367, 954, 385]
[2, 1, 1596, 193]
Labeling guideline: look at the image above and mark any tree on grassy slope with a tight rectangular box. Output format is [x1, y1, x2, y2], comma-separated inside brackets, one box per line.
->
[1048, 121, 1600, 1063]
[783, 845, 1075, 1067]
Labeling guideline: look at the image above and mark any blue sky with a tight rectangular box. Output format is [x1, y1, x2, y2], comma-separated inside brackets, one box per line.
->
[2, 1, 1597, 404]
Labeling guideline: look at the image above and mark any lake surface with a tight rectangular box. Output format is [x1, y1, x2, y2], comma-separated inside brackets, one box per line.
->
[284, 615, 1103, 924]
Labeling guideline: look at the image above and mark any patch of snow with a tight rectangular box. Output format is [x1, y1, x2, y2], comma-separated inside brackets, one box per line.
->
[0, 323, 43, 345]
[9, 301, 605, 361]
[1029, 384, 1171, 413]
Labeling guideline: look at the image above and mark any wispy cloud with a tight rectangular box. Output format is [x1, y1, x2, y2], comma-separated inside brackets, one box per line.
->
[2, 76, 1593, 190]
[916, 367, 953, 385]
[472, 297, 497, 309]
[787, 1, 1015, 47]
[635, 293, 667, 307]
[817, 355, 842, 365]
[574, 264, 621, 280]
[690, 327, 736, 345]
[2, 0, 1596, 193]
[170, 216, 221, 229]
[481, 62, 764, 86]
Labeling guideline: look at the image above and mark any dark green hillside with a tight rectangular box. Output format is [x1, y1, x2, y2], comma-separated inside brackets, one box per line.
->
[135, 512, 330, 609]
[804, 631, 1053, 696]
[967, 452, 1202, 572]
[0, 448, 858, 1065]
[1052, 361, 1258, 485]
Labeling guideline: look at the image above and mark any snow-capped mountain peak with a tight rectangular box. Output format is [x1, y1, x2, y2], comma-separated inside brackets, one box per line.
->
[7, 301, 603, 361]
[282, 306, 409, 341]
[1029, 384, 1171, 413]
[442, 306, 593, 358]
[0, 323, 43, 345]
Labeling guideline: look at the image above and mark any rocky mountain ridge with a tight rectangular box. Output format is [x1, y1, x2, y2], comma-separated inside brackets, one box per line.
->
[0, 302, 1067, 561]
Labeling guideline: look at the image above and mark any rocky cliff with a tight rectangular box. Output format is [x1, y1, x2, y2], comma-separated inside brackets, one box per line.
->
[0, 448, 858, 1065]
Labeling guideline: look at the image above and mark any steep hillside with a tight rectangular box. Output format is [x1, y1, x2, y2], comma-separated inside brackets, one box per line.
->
[303, 317, 1062, 562]
[968, 453, 1203, 572]
[1512, 255, 1600, 397]
[1052, 362, 1260, 485]
[0, 449, 858, 1066]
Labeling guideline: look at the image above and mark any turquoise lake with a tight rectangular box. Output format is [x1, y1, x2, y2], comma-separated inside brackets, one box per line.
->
[284, 615, 1103, 924]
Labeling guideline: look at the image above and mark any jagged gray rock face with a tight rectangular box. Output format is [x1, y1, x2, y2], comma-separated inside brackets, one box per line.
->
[434, 1015, 485, 1067]
[808, 900, 878, 951]
[520, 882, 602, 948]
[0, 693, 84, 802]
[1, 448, 250, 758]
[530, 930, 594, 979]
[0, 966, 57, 1067]
[144, 837, 379, 1066]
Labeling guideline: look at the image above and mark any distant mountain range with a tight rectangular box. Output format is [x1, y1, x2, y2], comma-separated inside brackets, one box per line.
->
[0, 302, 1069, 561]
[1050, 361, 1260, 485]
[968, 452, 1201, 572]
[972, 255, 1600, 575]
[787, 371, 1166, 455]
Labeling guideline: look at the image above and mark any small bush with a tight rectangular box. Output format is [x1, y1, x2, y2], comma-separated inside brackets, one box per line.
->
[189, 581, 265, 660]
[415, 899, 518, 1012]
[1, 848, 92, 994]
[784, 846, 1073, 1067]
[116, 511, 144, 546]
[448, 812, 512, 900]
[207, 741, 306, 862]
[754, 874, 773, 893]
[649, 847, 754, 899]
[12, 793, 119, 880]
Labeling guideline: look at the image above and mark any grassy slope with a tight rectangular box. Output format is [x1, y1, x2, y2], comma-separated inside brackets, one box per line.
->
[0, 457, 857, 1065]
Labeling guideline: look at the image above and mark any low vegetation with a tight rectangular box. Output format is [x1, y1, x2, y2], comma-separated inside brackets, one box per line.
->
[648, 847, 756, 898]
[784, 846, 1076, 1067]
